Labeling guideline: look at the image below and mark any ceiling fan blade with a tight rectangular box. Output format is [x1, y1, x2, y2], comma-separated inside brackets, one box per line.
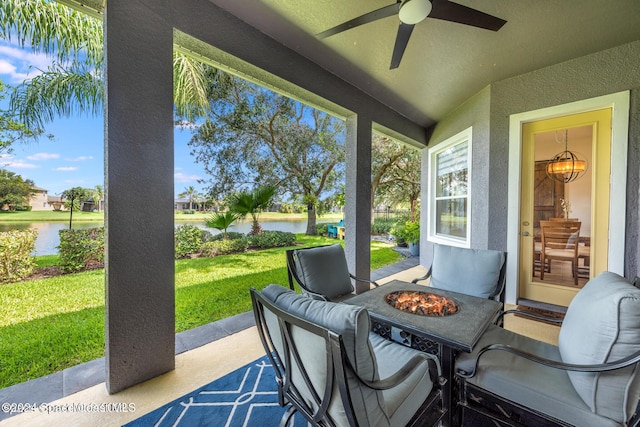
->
[390, 23, 415, 69]
[429, 0, 506, 31]
[317, 2, 401, 39]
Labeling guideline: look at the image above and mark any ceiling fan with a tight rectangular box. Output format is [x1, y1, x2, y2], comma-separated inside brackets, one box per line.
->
[317, 0, 507, 70]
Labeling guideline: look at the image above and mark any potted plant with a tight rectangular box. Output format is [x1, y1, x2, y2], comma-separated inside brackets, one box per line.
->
[403, 221, 420, 256]
[390, 222, 407, 247]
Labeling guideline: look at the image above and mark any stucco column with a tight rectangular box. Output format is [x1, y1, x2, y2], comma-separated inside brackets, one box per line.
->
[345, 115, 372, 293]
[104, 0, 175, 393]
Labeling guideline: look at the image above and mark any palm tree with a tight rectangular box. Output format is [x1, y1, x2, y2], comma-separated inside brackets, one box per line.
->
[91, 185, 104, 212]
[61, 186, 89, 229]
[178, 186, 198, 211]
[205, 211, 240, 239]
[228, 185, 276, 235]
[0, 0, 221, 129]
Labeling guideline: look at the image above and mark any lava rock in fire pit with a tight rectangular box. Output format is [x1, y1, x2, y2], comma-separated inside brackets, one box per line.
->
[385, 290, 459, 316]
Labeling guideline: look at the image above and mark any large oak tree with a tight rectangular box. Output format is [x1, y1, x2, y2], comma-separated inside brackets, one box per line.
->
[371, 135, 421, 220]
[189, 80, 345, 235]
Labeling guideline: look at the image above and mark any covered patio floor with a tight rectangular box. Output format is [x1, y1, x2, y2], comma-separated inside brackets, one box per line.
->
[0, 265, 560, 427]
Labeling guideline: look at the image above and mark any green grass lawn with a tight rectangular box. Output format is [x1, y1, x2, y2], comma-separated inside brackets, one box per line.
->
[0, 210, 104, 222]
[0, 210, 344, 222]
[0, 234, 402, 388]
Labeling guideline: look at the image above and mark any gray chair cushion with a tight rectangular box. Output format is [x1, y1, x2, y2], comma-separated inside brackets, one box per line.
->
[261, 285, 387, 426]
[294, 244, 353, 300]
[558, 271, 640, 423]
[261, 285, 435, 427]
[456, 325, 620, 427]
[369, 333, 434, 427]
[430, 244, 505, 299]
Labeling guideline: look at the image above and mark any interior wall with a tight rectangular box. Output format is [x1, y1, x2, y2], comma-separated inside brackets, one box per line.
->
[490, 40, 640, 279]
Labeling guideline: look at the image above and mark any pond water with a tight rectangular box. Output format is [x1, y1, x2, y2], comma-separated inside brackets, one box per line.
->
[0, 219, 331, 256]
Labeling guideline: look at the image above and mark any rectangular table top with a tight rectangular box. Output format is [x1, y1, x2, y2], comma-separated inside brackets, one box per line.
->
[345, 280, 503, 352]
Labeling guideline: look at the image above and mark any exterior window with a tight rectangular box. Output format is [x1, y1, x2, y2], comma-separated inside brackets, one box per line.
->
[428, 128, 471, 247]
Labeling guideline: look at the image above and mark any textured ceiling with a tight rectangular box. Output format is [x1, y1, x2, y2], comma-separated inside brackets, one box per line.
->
[210, 0, 640, 128]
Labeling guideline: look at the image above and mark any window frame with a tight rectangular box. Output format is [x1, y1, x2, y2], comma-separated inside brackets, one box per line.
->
[427, 127, 472, 247]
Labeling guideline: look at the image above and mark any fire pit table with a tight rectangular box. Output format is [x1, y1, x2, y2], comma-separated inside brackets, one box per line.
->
[345, 280, 503, 427]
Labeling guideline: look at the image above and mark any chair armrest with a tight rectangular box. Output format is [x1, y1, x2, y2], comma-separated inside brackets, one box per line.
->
[352, 352, 445, 390]
[494, 308, 564, 325]
[411, 266, 433, 284]
[350, 274, 380, 287]
[457, 343, 640, 379]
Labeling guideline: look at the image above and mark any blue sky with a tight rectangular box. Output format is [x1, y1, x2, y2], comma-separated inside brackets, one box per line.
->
[0, 39, 207, 198]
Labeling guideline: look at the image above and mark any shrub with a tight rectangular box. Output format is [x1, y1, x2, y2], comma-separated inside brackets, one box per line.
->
[199, 229, 214, 242]
[58, 227, 105, 273]
[210, 231, 245, 241]
[390, 222, 407, 247]
[371, 219, 395, 235]
[175, 225, 208, 259]
[248, 231, 296, 249]
[316, 223, 328, 236]
[278, 203, 294, 214]
[402, 221, 420, 244]
[0, 229, 37, 283]
[200, 238, 249, 257]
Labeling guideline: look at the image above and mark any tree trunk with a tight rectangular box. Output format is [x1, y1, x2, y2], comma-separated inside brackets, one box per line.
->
[306, 203, 317, 235]
[251, 220, 262, 235]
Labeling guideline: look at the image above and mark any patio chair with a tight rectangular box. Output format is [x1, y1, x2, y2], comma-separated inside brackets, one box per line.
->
[411, 243, 507, 301]
[539, 220, 582, 286]
[286, 244, 379, 302]
[455, 272, 640, 426]
[326, 219, 344, 238]
[251, 284, 445, 427]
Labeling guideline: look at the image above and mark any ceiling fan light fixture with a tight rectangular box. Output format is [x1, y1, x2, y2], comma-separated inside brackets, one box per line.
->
[399, 0, 432, 25]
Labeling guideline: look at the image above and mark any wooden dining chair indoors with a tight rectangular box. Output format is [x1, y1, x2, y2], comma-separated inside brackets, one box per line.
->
[539, 220, 581, 286]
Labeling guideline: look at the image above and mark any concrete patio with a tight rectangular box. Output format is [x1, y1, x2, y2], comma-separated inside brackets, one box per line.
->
[0, 263, 559, 427]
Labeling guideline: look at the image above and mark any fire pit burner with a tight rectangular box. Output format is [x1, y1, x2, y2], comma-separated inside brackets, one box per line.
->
[385, 290, 459, 317]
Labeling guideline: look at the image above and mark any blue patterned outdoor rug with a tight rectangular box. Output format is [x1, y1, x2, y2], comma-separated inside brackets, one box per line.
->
[124, 356, 309, 427]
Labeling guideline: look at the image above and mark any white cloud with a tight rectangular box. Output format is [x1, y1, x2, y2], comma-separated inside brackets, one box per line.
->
[0, 60, 29, 82]
[66, 155, 94, 162]
[2, 159, 39, 169]
[54, 166, 78, 172]
[174, 172, 201, 183]
[27, 152, 60, 161]
[0, 42, 51, 83]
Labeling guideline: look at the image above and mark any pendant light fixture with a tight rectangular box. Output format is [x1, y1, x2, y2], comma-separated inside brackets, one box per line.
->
[546, 129, 587, 183]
